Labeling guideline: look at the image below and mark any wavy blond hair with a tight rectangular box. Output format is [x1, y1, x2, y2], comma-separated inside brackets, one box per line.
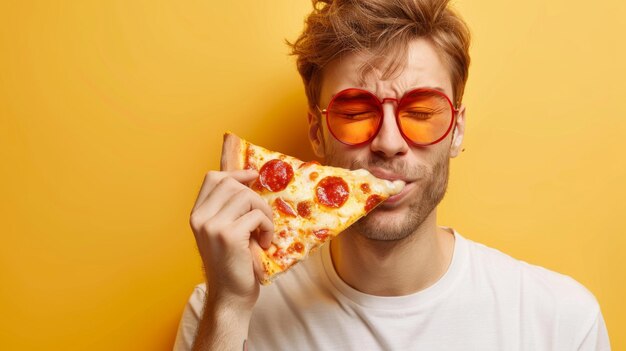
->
[287, 0, 471, 110]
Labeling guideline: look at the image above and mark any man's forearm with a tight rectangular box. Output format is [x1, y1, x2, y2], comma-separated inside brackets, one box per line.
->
[192, 297, 251, 351]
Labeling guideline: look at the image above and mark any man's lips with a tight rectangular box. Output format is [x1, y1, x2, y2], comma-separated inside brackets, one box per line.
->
[366, 167, 416, 205]
[367, 167, 415, 183]
[384, 181, 414, 204]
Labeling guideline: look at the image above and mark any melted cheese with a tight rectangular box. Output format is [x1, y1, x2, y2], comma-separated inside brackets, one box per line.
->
[246, 142, 404, 272]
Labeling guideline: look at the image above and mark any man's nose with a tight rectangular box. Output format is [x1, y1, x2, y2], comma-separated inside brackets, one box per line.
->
[369, 103, 410, 157]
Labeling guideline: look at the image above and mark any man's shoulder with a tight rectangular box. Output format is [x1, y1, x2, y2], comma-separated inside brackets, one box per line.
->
[463, 235, 600, 321]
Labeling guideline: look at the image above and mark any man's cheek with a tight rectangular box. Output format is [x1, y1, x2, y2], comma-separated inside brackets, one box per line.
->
[326, 147, 359, 169]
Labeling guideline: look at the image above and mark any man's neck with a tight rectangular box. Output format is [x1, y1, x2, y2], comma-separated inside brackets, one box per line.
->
[329, 209, 455, 296]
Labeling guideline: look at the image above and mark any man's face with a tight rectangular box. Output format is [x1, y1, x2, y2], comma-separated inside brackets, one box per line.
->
[309, 38, 466, 241]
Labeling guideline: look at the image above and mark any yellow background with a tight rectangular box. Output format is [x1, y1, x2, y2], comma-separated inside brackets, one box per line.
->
[1, 0, 623, 349]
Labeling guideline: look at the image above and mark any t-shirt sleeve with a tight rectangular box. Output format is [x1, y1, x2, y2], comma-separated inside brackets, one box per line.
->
[577, 308, 611, 351]
[173, 284, 206, 351]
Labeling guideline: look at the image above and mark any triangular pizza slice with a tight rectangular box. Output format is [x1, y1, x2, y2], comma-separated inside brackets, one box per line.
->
[220, 132, 405, 285]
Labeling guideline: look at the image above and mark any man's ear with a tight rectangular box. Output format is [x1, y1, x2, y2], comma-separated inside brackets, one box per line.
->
[449, 104, 466, 158]
[307, 109, 326, 158]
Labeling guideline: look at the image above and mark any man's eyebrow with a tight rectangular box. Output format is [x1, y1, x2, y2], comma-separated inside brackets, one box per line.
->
[327, 85, 449, 100]
[412, 85, 447, 93]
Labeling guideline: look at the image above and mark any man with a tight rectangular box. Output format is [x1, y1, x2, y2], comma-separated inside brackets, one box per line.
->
[175, 0, 610, 350]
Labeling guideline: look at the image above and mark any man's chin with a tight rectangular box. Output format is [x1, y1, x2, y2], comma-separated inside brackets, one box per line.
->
[350, 204, 418, 241]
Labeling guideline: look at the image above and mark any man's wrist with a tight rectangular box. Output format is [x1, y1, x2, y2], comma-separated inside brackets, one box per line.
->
[205, 298, 253, 327]
[192, 297, 252, 351]
[204, 291, 253, 338]
[205, 287, 255, 318]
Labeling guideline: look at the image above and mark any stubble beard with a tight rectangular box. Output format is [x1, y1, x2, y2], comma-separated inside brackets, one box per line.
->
[327, 152, 451, 242]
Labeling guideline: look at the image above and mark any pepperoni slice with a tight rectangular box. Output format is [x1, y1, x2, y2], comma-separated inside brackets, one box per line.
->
[259, 159, 294, 192]
[250, 179, 264, 192]
[288, 241, 304, 254]
[297, 201, 312, 218]
[360, 183, 371, 194]
[272, 248, 286, 259]
[293, 242, 304, 253]
[313, 229, 330, 241]
[274, 198, 297, 217]
[364, 194, 383, 212]
[315, 176, 349, 208]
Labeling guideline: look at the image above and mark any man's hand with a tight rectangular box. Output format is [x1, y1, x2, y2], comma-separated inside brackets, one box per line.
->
[188, 169, 273, 350]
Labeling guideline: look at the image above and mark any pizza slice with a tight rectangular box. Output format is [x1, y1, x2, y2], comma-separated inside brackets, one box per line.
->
[220, 132, 405, 285]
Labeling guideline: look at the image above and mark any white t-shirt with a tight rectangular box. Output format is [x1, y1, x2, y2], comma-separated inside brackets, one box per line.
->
[173, 228, 611, 350]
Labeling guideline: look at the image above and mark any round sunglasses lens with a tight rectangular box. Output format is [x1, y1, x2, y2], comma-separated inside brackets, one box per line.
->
[327, 90, 382, 145]
[398, 90, 453, 144]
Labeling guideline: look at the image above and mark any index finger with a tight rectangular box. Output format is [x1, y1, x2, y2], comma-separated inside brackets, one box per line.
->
[192, 169, 258, 214]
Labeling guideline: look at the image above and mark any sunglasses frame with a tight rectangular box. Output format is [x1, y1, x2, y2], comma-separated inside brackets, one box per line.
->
[319, 87, 459, 147]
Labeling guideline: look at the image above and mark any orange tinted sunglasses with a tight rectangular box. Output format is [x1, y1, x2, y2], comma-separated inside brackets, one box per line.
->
[318, 88, 459, 147]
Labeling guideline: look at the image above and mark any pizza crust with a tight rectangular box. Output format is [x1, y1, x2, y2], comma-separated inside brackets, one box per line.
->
[220, 132, 245, 171]
[220, 132, 285, 285]
[251, 244, 285, 285]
